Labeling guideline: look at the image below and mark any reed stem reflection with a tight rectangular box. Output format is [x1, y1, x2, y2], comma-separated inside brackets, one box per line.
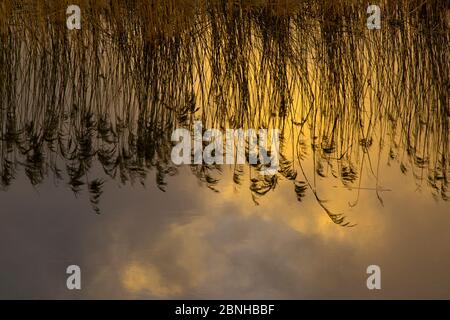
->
[0, 0, 448, 224]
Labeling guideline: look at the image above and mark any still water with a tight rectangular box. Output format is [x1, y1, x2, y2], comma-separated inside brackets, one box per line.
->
[0, 0, 448, 299]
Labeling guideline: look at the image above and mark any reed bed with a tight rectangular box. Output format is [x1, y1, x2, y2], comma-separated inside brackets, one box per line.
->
[0, 0, 448, 223]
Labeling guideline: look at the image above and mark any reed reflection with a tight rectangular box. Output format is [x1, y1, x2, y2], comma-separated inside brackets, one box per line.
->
[0, 0, 448, 224]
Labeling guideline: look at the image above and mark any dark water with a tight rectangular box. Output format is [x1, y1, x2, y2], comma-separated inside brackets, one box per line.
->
[0, 1, 448, 299]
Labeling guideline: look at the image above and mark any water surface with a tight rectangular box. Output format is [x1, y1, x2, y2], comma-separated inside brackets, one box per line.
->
[0, 0, 448, 299]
